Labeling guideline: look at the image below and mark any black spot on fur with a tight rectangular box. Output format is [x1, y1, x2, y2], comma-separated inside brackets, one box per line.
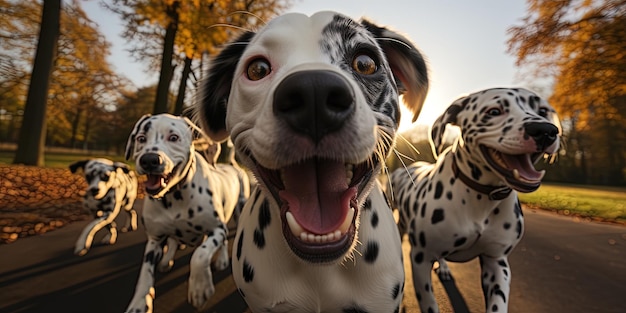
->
[431, 208, 445, 224]
[434, 181, 443, 199]
[371, 211, 379, 228]
[258, 201, 271, 229]
[342, 307, 368, 313]
[454, 237, 467, 247]
[419, 231, 426, 247]
[392, 283, 401, 299]
[414, 252, 424, 264]
[243, 259, 254, 282]
[236, 230, 244, 260]
[253, 228, 265, 249]
[364, 241, 379, 263]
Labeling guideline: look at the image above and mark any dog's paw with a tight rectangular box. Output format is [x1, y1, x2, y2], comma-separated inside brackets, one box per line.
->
[188, 273, 215, 310]
[125, 287, 155, 313]
[74, 246, 88, 256]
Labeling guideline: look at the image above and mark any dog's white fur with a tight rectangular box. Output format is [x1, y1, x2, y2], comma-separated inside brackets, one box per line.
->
[391, 88, 561, 313]
[124, 113, 249, 312]
[196, 11, 429, 312]
[69, 158, 138, 256]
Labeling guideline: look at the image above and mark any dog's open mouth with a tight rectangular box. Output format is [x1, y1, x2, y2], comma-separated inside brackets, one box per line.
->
[254, 157, 372, 263]
[143, 172, 173, 196]
[480, 145, 545, 193]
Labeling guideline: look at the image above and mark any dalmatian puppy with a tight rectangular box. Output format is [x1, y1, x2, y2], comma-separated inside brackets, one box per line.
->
[69, 158, 138, 256]
[195, 11, 429, 313]
[124, 113, 250, 313]
[390, 88, 561, 313]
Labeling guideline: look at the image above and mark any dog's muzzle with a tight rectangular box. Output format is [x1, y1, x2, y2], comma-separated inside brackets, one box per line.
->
[248, 70, 370, 263]
[480, 121, 560, 193]
[139, 153, 171, 196]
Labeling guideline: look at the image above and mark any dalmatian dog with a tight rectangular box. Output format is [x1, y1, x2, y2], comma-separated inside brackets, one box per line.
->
[195, 11, 429, 313]
[124, 113, 250, 313]
[390, 88, 561, 313]
[69, 158, 138, 256]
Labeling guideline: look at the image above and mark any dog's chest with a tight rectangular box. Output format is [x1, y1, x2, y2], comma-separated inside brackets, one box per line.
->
[143, 187, 220, 246]
[233, 186, 404, 312]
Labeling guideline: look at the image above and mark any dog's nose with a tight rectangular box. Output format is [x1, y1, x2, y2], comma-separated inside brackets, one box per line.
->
[273, 70, 355, 143]
[139, 153, 163, 171]
[90, 188, 99, 196]
[525, 122, 559, 150]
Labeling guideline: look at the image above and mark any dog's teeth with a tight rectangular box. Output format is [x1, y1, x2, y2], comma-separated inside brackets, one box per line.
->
[286, 212, 304, 236]
[338, 207, 355, 234]
[513, 169, 520, 180]
[346, 164, 354, 185]
[287, 207, 355, 244]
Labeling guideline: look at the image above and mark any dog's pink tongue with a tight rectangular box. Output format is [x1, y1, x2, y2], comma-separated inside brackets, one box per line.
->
[145, 174, 165, 190]
[502, 154, 543, 181]
[279, 159, 355, 235]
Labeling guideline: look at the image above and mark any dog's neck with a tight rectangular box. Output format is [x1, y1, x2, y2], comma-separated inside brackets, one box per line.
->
[450, 143, 512, 201]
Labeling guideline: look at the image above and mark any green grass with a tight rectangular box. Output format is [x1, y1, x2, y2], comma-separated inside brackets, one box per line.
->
[519, 183, 626, 222]
[0, 150, 127, 169]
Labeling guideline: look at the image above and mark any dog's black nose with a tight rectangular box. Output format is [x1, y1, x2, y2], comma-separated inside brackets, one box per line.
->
[273, 70, 355, 143]
[525, 122, 559, 150]
[90, 188, 99, 196]
[139, 153, 163, 171]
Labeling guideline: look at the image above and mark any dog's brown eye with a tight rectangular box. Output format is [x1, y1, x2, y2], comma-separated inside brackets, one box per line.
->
[352, 54, 377, 75]
[538, 107, 549, 118]
[487, 108, 502, 116]
[247, 58, 271, 81]
[136, 135, 146, 143]
[168, 134, 179, 142]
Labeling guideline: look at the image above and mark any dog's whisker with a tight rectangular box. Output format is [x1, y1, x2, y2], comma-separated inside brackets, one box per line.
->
[375, 37, 414, 50]
[226, 10, 268, 26]
[207, 23, 254, 33]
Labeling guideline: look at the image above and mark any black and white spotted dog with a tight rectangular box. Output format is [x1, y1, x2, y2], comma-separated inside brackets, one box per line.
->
[196, 11, 429, 313]
[124, 113, 250, 313]
[390, 88, 561, 313]
[69, 158, 138, 256]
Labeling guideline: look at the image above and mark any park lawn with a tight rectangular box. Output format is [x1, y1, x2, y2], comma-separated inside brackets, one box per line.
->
[0, 150, 129, 169]
[518, 183, 626, 223]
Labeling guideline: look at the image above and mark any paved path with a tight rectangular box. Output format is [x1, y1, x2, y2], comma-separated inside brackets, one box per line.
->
[1, 201, 624, 313]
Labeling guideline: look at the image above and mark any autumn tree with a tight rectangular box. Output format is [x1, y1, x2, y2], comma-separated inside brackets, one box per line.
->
[12, 0, 61, 166]
[1, 0, 130, 161]
[107, 0, 291, 115]
[507, 0, 626, 185]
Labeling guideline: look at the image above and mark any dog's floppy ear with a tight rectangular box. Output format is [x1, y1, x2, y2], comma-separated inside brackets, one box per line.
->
[361, 19, 429, 122]
[125, 114, 152, 160]
[69, 160, 89, 173]
[197, 31, 255, 143]
[113, 162, 131, 174]
[429, 97, 466, 157]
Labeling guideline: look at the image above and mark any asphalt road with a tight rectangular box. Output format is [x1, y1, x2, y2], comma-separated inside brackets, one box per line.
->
[0, 201, 624, 313]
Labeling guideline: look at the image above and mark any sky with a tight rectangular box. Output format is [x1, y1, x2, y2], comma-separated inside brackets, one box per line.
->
[82, 0, 530, 131]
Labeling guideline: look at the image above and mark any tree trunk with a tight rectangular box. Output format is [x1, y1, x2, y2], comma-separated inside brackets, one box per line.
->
[70, 106, 83, 149]
[153, 1, 180, 114]
[174, 55, 193, 115]
[13, 0, 61, 166]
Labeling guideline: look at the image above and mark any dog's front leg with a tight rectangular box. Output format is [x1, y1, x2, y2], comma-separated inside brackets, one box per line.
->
[74, 206, 120, 256]
[187, 224, 228, 310]
[411, 247, 439, 313]
[480, 255, 511, 313]
[126, 238, 164, 313]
